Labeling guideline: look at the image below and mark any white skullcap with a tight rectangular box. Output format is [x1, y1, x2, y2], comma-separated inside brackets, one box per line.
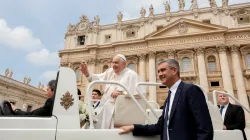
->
[116, 54, 126, 61]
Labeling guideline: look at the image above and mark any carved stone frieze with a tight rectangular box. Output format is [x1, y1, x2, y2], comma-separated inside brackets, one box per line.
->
[195, 47, 205, 56]
[178, 21, 188, 34]
[87, 58, 97, 65]
[166, 49, 176, 58]
[216, 44, 228, 53]
[205, 48, 217, 54]
[229, 44, 240, 54]
[138, 53, 146, 61]
[148, 51, 156, 59]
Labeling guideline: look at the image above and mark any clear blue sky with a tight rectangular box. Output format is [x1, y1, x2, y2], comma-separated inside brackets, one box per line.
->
[0, 0, 249, 87]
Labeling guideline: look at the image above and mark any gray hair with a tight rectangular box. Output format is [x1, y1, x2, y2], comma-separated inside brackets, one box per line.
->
[158, 59, 180, 77]
[47, 80, 57, 92]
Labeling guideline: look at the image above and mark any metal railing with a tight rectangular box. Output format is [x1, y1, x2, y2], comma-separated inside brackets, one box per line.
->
[86, 80, 149, 129]
[212, 90, 250, 114]
[136, 82, 165, 119]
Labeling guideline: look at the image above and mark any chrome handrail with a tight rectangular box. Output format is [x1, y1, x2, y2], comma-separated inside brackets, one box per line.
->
[86, 80, 149, 129]
[212, 90, 250, 114]
[136, 82, 165, 119]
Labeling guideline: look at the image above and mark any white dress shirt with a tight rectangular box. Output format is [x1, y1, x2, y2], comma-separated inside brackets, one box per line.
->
[164, 79, 182, 140]
[220, 103, 229, 122]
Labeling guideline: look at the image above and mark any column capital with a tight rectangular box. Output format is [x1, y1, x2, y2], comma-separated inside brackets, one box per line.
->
[216, 44, 228, 53]
[138, 53, 147, 61]
[166, 49, 176, 58]
[229, 44, 240, 54]
[87, 58, 97, 65]
[148, 51, 156, 59]
[195, 46, 205, 56]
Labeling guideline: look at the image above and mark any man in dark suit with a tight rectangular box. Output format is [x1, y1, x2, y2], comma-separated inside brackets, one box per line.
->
[11, 80, 56, 116]
[92, 89, 102, 109]
[217, 91, 247, 140]
[120, 59, 213, 140]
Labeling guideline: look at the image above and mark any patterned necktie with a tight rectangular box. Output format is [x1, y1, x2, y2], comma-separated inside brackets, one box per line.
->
[220, 105, 224, 115]
[163, 90, 172, 140]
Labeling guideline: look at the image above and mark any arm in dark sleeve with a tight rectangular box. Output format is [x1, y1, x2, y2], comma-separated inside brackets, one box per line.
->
[133, 115, 162, 136]
[15, 98, 53, 116]
[226, 106, 246, 130]
[187, 85, 214, 140]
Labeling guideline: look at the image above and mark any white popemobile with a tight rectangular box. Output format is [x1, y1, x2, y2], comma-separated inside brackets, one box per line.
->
[0, 67, 249, 140]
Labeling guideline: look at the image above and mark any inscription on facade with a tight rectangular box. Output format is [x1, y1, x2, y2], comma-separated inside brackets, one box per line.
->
[225, 34, 250, 40]
[149, 35, 224, 47]
[115, 44, 147, 52]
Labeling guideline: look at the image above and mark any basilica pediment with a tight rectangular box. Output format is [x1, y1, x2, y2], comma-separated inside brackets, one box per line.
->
[145, 18, 228, 40]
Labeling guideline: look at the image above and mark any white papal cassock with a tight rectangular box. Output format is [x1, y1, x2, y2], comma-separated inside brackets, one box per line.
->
[87, 67, 146, 129]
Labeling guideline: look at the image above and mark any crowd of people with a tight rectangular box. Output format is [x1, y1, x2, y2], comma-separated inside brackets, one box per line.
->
[9, 54, 247, 140]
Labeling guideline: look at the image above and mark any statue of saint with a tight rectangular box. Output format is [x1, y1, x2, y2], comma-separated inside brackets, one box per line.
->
[209, 0, 217, 8]
[149, 4, 154, 16]
[117, 12, 123, 23]
[178, 0, 185, 11]
[222, 0, 228, 8]
[164, 1, 171, 14]
[140, 7, 146, 18]
[38, 81, 41, 89]
[27, 77, 31, 85]
[9, 71, 13, 78]
[23, 76, 27, 84]
[4, 68, 9, 77]
[191, 0, 198, 9]
[94, 15, 100, 26]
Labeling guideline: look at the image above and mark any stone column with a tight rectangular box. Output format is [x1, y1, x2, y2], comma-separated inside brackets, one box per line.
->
[217, 45, 234, 97]
[138, 53, 146, 82]
[196, 47, 209, 93]
[148, 51, 157, 102]
[229, 45, 250, 122]
[167, 49, 176, 59]
[88, 58, 96, 73]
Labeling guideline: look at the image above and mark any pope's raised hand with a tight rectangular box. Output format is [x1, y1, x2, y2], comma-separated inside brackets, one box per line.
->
[80, 63, 90, 77]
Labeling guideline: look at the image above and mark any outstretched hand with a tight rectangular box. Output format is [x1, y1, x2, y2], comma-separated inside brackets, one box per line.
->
[119, 125, 134, 135]
[80, 63, 90, 77]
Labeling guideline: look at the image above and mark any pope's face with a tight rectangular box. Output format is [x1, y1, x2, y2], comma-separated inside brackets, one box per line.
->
[112, 56, 126, 73]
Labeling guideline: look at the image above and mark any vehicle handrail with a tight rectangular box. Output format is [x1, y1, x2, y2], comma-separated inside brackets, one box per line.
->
[212, 90, 250, 114]
[148, 101, 160, 109]
[136, 82, 165, 119]
[86, 80, 149, 129]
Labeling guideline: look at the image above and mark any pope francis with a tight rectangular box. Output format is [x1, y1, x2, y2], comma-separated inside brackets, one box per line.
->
[80, 54, 146, 129]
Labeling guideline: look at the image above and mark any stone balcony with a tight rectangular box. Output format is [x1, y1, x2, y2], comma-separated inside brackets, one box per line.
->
[244, 69, 250, 78]
[180, 71, 197, 80]
[207, 71, 222, 77]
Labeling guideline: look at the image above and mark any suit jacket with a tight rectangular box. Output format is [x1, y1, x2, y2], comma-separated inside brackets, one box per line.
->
[219, 103, 247, 140]
[15, 98, 53, 116]
[133, 81, 214, 140]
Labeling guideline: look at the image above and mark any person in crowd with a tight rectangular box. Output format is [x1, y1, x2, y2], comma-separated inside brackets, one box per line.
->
[11, 80, 56, 116]
[119, 59, 213, 140]
[92, 89, 102, 109]
[217, 90, 247, 140]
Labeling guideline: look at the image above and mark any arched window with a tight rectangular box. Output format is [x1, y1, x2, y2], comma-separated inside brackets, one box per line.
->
[246, 54, 250, 69]
[75, 69, 81, 82]
[181, 57, 191, 72]
[127, 63, 136, 71]
[103, 65, 109, 72]
[207, 55, 216, 71]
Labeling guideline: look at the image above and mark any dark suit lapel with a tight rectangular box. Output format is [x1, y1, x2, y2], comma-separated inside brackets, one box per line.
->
[224, 103, 232, 124]
[169, 81, 184, 123]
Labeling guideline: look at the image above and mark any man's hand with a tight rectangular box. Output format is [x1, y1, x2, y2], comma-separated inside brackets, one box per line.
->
[223, 125, 227, 130]
[111, 90, 122, 98]
[10, 103, 16, 111]
[80, 63, 90, 77]
[119, 125, 134, 134]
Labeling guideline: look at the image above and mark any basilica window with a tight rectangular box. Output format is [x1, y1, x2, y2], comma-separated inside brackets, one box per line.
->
[202, 19, 211, 24]
[181, 57, 191, 72]
[246, 54, 250, 69]
[77, 35, 85, 46]
[104, 35, 111, 43]
[237, 16, 250, 25]
[75, 68, 81, 82]
[127, 63, 136, 71]
[207, 55, 216, 71]
[126, 30, 136, 38]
